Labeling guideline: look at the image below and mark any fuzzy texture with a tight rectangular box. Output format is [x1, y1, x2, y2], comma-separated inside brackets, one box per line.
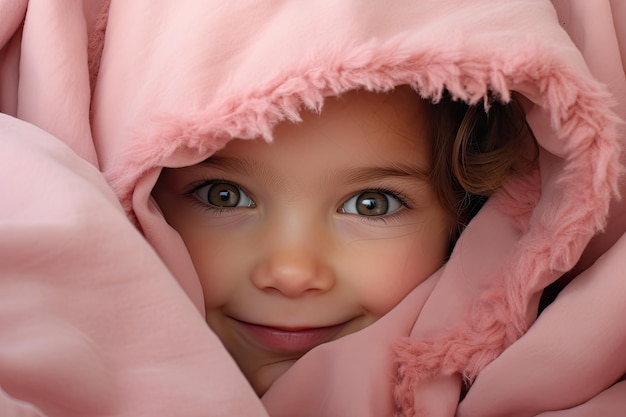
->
[94, 3, 622, 415]
[1, 1, 625, 416]
[87, 0, 110, 96]
[102, 26, 621, 415]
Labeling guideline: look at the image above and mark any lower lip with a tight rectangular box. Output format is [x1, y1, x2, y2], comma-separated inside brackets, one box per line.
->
[233, 319, 345, 354]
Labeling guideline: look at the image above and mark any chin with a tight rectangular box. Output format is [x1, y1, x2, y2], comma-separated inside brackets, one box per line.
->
[250, 359, 298, 396]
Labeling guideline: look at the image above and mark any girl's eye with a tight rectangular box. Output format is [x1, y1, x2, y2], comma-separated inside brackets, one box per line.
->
[340, 191, 403, 216]
[194, 182, 255, 208]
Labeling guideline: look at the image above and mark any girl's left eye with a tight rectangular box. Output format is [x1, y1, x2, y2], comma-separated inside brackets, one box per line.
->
[193, 182, 255, 208]
[340, 191, 403, 216]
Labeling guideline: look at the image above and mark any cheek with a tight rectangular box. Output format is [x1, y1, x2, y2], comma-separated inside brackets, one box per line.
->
[177, 228, 246, 309]
[153, 185, 260, 312]
[346, 227, 449, 317]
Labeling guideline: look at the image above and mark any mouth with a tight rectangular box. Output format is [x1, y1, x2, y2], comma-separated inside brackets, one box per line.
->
[230, 317, 348, 354]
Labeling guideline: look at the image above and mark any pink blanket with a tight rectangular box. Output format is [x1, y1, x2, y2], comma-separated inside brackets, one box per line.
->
[1, 1, 625, 416]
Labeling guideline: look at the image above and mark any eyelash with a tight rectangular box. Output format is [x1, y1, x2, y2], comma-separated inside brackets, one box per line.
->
[183, 180, 413, 222]
[184, 179, 253, 214]
[343, 187, 412, 224]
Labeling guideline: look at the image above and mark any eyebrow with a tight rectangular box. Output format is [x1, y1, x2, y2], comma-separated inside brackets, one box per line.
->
[198, 155, 286, 189]
[199, 155, 256, 173]
[339, 164, 431, 185]
[198, 156, 431, 187]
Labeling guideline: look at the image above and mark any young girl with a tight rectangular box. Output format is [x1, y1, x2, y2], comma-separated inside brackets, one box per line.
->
[90, 0, 624, 412]
[1, 1, 625, 417]
[91, 1, 623, 415]
[151, 86, 534, 395]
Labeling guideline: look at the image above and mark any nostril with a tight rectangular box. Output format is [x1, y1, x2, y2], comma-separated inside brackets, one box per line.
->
[251, 250, 335, 297]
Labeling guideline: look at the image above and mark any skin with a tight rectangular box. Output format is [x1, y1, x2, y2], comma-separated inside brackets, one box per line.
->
[152, 87, 453, 395]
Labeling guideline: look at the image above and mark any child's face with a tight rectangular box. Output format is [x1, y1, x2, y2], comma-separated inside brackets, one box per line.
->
[152, 87, 453, 395]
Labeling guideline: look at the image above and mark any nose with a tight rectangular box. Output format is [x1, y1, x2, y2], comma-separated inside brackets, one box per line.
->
[251, 247, 335, 298]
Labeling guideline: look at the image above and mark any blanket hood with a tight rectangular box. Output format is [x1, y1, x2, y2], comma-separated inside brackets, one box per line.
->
[89, 0, 622, 415]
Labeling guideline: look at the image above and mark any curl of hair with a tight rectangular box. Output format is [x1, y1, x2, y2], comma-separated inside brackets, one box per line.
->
[428, 93, 538, 243]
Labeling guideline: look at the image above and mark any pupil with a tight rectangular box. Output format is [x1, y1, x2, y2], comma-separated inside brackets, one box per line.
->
[219, 190, 231, 202]
[362, 199, 376, 210]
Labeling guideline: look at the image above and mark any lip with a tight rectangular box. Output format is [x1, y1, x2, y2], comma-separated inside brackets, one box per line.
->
[231, 318, 347, 354]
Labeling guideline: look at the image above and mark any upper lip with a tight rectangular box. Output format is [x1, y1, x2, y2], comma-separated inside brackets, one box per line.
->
[231, 317, 346, 332]
[229, 317, 350, 354]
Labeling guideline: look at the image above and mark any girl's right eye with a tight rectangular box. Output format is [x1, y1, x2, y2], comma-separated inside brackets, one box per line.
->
[193, 182, 255, 208]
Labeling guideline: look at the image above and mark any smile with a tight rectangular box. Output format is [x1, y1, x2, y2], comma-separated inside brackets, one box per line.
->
[230, 318, 347, 354]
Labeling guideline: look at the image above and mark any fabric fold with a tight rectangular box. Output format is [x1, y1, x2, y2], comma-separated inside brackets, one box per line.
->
[1, 0, 625, 416]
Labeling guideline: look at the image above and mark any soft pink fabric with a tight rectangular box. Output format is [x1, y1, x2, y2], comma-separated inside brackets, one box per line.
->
[1, 1, 625, 416]
[0, 114, 268, 416]
[457, 1, 626, 415]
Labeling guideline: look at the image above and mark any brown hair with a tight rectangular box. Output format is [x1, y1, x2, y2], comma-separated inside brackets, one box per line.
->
[428, 93, 537, 243]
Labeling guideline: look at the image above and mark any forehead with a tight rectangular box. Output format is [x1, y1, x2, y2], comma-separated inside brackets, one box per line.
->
[214, 87, 432, 170]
